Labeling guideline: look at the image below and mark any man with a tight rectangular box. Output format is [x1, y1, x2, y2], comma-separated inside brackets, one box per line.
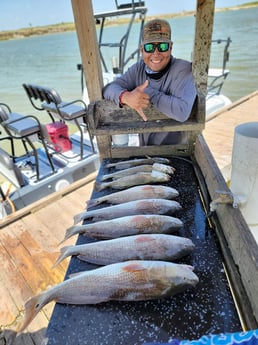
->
[103, 18, 197, 145]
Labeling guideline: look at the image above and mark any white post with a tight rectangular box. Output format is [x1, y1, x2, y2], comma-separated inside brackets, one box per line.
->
[230, 122, 258, 242]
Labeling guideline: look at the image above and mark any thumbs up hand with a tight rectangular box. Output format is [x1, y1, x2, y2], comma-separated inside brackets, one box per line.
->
[120, 80, 150, 121]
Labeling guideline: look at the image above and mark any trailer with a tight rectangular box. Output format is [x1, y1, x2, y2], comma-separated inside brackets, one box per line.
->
[44, 1, 258, 344]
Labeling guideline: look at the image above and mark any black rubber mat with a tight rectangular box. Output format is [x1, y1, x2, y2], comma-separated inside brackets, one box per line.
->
[45, 156, 241, 345]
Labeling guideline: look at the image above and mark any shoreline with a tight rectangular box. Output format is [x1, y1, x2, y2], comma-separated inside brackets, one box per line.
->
[1, 3, 258, 42]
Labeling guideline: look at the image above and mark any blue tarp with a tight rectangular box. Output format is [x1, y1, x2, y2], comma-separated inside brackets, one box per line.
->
[143, 329, 258, 345]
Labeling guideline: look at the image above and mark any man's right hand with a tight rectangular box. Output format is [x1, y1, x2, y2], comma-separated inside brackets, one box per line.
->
[120, 80, 150, 121]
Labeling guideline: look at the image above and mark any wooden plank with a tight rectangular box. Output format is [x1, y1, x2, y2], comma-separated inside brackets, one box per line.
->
[89, 99, 204, 159]
[0, 172, 97, 228]
[203, 91, 258, 178]
[109, 144, 191, 159]
[0, 239, 33, 304]
[1, 179, 96, 342]
[0, 281, 19, 326]
[71, 0, 103, 102]
[192, 0, 215, 99]
[195, 134, 258, 326]
[1, 226, 52, 294]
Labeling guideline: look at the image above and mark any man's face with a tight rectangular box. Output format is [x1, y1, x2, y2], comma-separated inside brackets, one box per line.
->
[141, 41, 172, 72]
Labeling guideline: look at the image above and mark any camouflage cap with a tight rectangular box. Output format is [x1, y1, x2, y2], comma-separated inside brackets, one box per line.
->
[142, 19, 171, 44]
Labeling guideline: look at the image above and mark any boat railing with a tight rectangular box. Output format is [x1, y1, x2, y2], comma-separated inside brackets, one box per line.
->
[78, 0, 147, 92]
[95, 1, 146, 74]
[208, 37, 232, 96]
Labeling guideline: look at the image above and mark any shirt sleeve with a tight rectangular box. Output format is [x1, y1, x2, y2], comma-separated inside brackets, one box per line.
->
[102, 63, 141, 105]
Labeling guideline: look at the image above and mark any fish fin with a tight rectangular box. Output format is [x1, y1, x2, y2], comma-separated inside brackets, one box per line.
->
[68, 271, 86, 279]
[17, 293, 47, 333]
[52, 246, 71, 268]
[183, 264, 195, 271]
[123, 261, 148, 272]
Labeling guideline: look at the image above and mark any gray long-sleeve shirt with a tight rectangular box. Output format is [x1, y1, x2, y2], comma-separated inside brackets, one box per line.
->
[103, 56, 197, 145]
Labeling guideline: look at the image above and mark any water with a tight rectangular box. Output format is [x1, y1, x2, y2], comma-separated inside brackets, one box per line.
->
[0, 7, 257, 116]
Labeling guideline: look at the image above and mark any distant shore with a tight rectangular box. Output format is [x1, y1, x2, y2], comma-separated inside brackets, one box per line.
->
[0, 2, 258, 42]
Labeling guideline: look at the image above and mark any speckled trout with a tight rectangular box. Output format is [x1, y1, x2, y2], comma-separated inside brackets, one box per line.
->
[19, 260, 199, 332]
[105, 157, 171, 170]
[54, 234, 194, 267]
[95, 170, 171, 191]
[87, 185, 179, 209]
[61, 214, 183, 243]
[101, 163, 175, 181]
[73, 199, 182, 225]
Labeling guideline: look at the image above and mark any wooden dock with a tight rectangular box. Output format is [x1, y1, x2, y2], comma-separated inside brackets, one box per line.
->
[0, 91, 258, 344]
[0, 172, 96, 345]
[203, 90, 258, 182]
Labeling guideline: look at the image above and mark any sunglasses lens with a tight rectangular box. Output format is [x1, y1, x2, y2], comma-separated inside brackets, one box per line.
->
[158, 42, 169, 52]
[144, 42, 170, 53]
[144, 43, 155, 53]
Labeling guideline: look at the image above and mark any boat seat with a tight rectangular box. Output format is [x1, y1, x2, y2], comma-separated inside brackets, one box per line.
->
[0, 103, 55, 181]
[22, 83, 95, 160]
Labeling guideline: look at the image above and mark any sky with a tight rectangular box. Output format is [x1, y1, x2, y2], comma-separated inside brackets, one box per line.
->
[0, 0, 247, 31]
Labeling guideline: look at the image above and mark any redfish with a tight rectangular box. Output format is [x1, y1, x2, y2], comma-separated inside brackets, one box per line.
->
[19, 260, 199, 332]
[101, 163, 175, 181]
[87, 185, 179, 208]
[105, 157, 171, 170]
[62, 214, 183, 242]
[73, 199, 182, 225]
[54, 234, 194, 267]
[95, 170, 171, 191]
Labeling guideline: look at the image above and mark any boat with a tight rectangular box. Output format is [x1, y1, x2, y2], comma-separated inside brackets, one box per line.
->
[0, 86, 100, 218]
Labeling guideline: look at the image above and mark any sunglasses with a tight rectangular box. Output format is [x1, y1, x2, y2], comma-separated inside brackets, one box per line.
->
[143, 42, 170, 53]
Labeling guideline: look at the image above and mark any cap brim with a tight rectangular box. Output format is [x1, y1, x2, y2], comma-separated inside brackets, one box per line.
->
[142, 38, 171, 44]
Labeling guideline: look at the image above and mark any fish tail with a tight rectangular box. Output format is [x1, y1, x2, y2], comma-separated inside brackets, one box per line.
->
[73, 212, 84, 225]
[94, 181, 105, 192]
[18, 293, 46, 333]
[59, 226, 76, 244]
[100, 174, 109, 181]
[52, 246, 71, 268]
[86, 198, 100, 209]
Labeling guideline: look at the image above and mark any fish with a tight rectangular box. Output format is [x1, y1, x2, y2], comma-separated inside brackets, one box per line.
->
[101, 164, 153, 181]
[100, 163, 175, 181]
[152, 162, 176, 175]
[73, 199, 182, 225]
[61, 214, 183, 242]
[54, 234, 195, 267]
[105, 156, 171, 170]
[18, 260, 199, 332]
[87, 185, 179, 208]
[94, 170, 171, 192]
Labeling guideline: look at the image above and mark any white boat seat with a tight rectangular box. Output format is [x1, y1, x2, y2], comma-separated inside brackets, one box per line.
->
[0, 103, 55, 181]
[42, 101, 87, 121]
[23, 83, 95, 160]
[3, 112, 40, 137]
